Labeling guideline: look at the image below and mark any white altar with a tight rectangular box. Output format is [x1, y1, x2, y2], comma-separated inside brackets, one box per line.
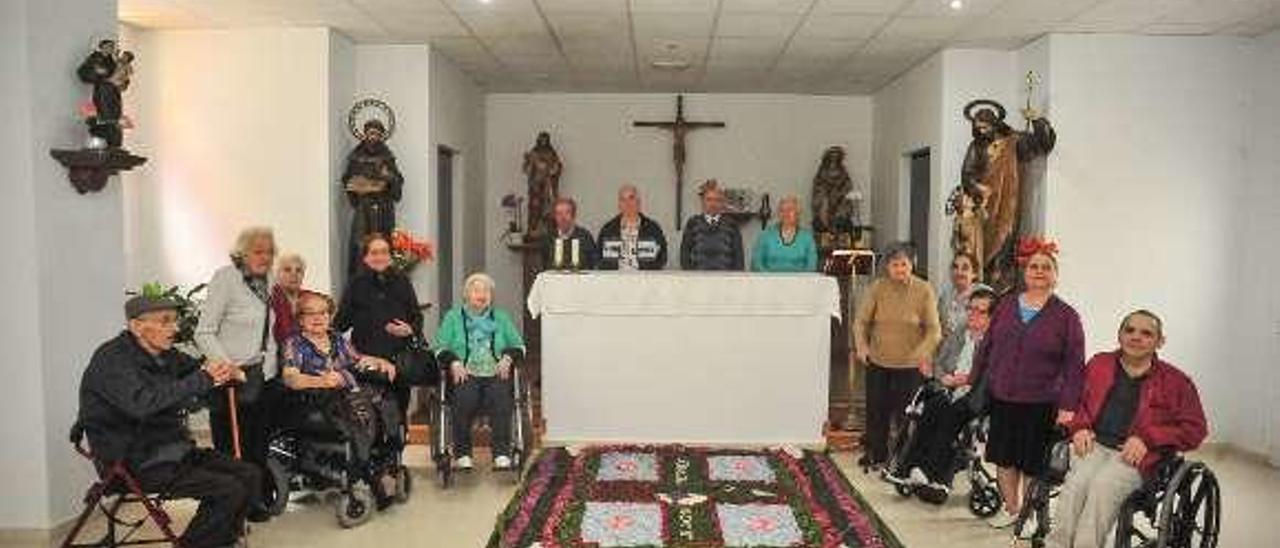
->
[527, 272, 840, 447]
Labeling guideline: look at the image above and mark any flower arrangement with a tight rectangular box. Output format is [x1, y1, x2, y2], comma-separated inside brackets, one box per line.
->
[128, 282, 207, 356]
[500, 193, 525, 241]
[389, 229, 434, 273]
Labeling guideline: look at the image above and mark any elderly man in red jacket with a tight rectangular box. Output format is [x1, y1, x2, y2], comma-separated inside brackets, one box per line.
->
[1046, 310, 1207, 548]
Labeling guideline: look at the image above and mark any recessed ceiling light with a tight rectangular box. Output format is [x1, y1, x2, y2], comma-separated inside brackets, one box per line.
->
[949, 0, 963, 10]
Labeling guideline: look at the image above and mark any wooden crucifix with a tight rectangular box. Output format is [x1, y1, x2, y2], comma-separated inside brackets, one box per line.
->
[633, 94, 726, 225]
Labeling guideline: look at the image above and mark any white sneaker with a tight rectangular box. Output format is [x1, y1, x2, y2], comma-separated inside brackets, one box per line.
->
[908, 467, 930, 487]
[493, 455, 512, 470]
[454, 455, 473, 470]
[987, 508, 1018, 529]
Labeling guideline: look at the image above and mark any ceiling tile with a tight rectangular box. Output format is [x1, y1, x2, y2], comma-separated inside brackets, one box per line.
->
[878, 15, 969, 41]
[811, 0, 912, 15]
[795, 13, 887, 39]
[1157, 0, 1277, 27]
[707, 37, 787, 68]
[721, 0, 815, 14]
[952, 18, 1052, 42]
[545, 11, 628, 38]
[441, 0, 538, 13]
[783, 37, 863, 60]
[983, 0, 1103, 22]
[901, 0, 1004, 18]
[381, 14, 471, 38]
[716, 13, 805, 37]
[536, 0, 626, 13]
[630, 0, 718, 14]
[1070, 0, 1198, 25]
[456, 8, 548, 37]
[1141, 22, 1223, 35]
[632, 11, 715, 38]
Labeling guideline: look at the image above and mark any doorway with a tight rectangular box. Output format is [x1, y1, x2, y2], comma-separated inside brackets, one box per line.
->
[908, 148, 931, 279]
[437, 146, 455, 310]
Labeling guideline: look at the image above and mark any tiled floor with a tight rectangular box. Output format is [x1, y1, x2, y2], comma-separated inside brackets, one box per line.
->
[16, 446, 1279, 547]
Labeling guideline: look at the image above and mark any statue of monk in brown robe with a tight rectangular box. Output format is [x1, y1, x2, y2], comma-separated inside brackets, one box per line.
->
[960, 101, 1055, 291]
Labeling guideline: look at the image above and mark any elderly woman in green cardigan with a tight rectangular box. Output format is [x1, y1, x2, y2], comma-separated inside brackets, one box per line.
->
[751, 195, 818, 272]
[433, 272, 525, 471]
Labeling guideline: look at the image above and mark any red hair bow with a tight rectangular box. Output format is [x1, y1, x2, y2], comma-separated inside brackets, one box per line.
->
[1016, 236, 1059, 266]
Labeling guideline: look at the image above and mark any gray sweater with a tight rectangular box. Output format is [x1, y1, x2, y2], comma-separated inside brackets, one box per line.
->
[679, 214, 743, 271]
[195, 265, 278, 379]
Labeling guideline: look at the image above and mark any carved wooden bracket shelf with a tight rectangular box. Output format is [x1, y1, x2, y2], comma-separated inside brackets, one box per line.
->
[49, 148, 147, 194]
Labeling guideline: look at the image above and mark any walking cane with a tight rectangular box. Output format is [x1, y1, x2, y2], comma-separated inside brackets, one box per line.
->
[225, 355, 264, 461]
[227, 385, 242, 460]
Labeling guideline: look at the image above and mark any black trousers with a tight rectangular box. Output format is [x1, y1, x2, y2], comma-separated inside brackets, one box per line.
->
[210, 380, 281, 498]
[901, 392, 974, 485]
[136, 449, 261, 548]
[452, 376, 514, 457]
[864, 364, 923, 463]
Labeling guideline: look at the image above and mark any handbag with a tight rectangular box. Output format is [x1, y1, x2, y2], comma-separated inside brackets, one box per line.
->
[394, 334, 438, 386]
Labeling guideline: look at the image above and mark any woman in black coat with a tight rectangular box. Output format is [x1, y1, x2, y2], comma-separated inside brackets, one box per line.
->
[335, 233, 423, 417]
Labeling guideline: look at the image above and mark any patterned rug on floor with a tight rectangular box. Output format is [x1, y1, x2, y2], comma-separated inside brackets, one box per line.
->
[487, 445, 903, 548]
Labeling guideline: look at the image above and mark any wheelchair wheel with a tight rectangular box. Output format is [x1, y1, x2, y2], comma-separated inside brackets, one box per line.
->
[893, 482, 914, 497]
[968, 483, 1001, 518]
[1116, 461, 1221, 548]
[335, 484, 375, 528]
[393, 465, 412, 504]
[264, 457, 292, 516]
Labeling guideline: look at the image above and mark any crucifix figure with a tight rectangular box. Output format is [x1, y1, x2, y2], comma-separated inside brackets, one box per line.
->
[633, 95, 726, 225]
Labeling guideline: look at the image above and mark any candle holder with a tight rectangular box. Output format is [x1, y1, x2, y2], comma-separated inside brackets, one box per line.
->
[550, 237, 585, 273]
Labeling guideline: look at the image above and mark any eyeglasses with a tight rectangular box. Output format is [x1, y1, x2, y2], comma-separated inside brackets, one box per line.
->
[966, 305, 990, 314]
[1122, 326, 1157, 337]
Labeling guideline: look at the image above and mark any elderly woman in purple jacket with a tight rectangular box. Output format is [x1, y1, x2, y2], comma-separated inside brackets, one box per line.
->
[969, 238, 1084, 529]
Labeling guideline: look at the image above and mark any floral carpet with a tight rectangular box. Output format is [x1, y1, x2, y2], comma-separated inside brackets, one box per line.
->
[487, 445, 903, 548]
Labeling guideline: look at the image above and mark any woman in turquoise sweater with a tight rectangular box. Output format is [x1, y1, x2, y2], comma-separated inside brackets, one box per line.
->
[751, 195, 818, 272]
[432, 272, 525, 471]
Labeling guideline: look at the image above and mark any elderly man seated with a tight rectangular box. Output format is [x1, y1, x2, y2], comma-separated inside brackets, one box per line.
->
[78, 295, 266, 548]
[1045, 310, 1208, 548]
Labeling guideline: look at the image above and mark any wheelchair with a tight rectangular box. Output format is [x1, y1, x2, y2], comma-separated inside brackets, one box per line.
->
[61, 422, 184, 547]
[263, 379, 411, 529]
[885, 380, 1003, 517]
[426, 353, 536, 488]
[1015, 434, 1221, 548]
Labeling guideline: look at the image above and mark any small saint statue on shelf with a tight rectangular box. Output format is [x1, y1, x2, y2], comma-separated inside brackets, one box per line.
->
[522, 131, 562, 239]
[76, 39, 135, 148]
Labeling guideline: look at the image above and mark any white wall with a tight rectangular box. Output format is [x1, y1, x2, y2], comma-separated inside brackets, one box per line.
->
[1, 0, 120, 530]
[1040, 34, 1255, 447]
[485, 93, 873, 319]
[1239, 30, 1280, 465]
[123, 28, 338, 293]
[329, 32, 355, 292]
[430, 48, 487, 318]
[871, 54, 942, 264]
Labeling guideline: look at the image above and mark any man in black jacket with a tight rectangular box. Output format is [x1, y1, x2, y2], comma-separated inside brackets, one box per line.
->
[78, 295, 263, 548]
[597, 184, 668, 270]
[544, 197, 598, 270]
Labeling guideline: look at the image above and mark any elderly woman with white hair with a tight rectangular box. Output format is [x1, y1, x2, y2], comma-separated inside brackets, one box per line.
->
[750, 195, 818, 272]
[432, 272, 525, 471]
[269, 253, 306, 346]
[195, 226, 279, 515]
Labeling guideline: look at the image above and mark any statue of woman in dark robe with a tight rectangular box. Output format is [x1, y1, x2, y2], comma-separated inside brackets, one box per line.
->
[342, 119, 404, 274]
[522, 131, 562, 239]
[811, 146, 856, 236]
[959, 100, 1056, 291]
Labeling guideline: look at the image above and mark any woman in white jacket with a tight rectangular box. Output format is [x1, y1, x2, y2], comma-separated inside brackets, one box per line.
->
[195, 226, 278, 511]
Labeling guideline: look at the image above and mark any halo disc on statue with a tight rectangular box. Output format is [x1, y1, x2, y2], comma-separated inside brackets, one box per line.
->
[348, 98, 397, 141]
[964, 99, 1006, 122]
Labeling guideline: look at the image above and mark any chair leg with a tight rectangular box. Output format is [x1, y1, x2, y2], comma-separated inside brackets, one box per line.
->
[119, 469, 183, 545]
[59, 483, 106, 548]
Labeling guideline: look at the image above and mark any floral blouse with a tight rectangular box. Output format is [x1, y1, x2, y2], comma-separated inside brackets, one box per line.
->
[282, 332, 358, 388]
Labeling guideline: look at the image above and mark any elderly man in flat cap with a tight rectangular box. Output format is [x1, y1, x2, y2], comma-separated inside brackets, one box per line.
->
[77, 295, 266, 547]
